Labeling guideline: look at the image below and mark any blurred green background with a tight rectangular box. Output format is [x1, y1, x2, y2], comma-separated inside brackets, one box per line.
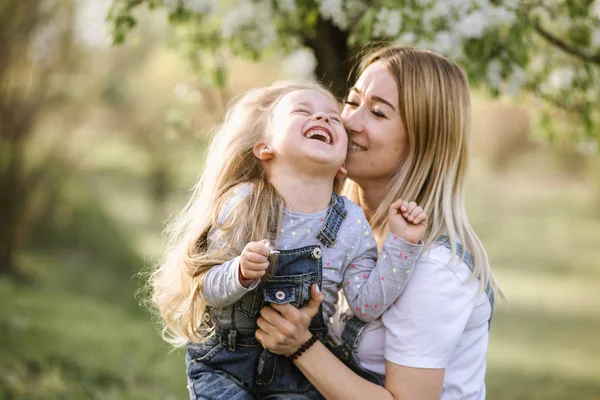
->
[1, 1, 599, 399]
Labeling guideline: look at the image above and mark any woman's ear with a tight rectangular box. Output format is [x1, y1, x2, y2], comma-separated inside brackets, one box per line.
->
[253, 142, 275, 161]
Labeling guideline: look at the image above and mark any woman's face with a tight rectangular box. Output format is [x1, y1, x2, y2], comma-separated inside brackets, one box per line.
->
[342, 61, 408, 184]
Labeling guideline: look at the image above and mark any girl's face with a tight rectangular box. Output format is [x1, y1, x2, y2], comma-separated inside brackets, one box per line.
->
[268, 89, 348, 174]
[342, 61, 408, 184]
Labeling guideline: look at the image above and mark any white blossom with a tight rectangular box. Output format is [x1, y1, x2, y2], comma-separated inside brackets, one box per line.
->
[220, 1, 277, 49]
[592, 0, 600, 19]
[456, 10, 489, 39]
[577, 139, 598, 156]
[277, 0, 296, 13]
[28, 22, 61, 63]
[545, 67, 575, 91]
[486, 59, 503, 89]
[74, 0, 111, 49]
[318, 0, 343, 19]
[373, 8, 402, 38]
[317, 0, 348, 29]
[592, 27, 600, 49]
[345, 0, 368, 20]
[163, 0, 179, 12]
[428, 31, 457, 55]
[505, 65, 526, 96]
[281, 47, 317, 79]
[395, 31, 417, 45]
[487, 6, 516, 26]
[182, 0, 216, 14]
[529, 55, 546, 73]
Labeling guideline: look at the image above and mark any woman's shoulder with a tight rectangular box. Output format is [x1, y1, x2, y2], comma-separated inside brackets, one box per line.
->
[419, 240, 475, 282]
[408, 240, 483, 303]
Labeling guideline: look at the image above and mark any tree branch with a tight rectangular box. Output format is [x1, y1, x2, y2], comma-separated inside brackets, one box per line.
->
[532, 21, 600, 66]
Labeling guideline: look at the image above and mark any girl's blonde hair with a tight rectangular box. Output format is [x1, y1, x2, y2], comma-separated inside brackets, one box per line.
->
[150, 81, 338, 347]
[344, 46, 503, 299]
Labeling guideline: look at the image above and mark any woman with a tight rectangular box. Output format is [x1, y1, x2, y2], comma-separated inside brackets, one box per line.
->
[255, 46, 502, 399]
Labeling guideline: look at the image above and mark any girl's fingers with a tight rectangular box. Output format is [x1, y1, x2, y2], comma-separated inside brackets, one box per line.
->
[409, 206, 423, 221]
[243, 261, 269, 271]
[413, 212, 427, 225]
[401, 200, 409, 213]
[245, 252, 269, 263]
[389, 199, 404, 215]
[406, 201, 417, 214]
[248, 242, 271, 257]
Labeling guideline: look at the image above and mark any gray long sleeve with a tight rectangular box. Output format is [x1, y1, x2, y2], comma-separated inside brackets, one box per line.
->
[343, 232, 423, 321]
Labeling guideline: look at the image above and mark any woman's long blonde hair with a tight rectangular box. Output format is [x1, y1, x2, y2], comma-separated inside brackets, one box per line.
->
[151, 81, 339, 347]
[344, 46, 503, 299]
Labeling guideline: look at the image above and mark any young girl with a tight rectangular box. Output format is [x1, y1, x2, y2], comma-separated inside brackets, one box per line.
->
[150, 81, 427, 399]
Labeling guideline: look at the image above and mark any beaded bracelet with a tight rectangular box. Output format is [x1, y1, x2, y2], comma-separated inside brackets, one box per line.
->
[289, 332, 321, 361]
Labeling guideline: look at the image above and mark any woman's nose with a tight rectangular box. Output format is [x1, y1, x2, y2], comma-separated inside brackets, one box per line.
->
[312, 112, 330, 123]
[343, 109, 363, 136]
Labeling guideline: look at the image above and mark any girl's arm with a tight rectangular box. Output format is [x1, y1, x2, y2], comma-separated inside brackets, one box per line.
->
[343, 200, 426, 321]
[202, 240, 270, 307]
[255, 285, 444, 400]
[202, 256, 259, 307]
[342, 231, 422, 321]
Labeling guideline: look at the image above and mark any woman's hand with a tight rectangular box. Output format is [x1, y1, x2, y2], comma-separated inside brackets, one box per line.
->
[255, 284, 324, 356]
[388, 199, 428, 244]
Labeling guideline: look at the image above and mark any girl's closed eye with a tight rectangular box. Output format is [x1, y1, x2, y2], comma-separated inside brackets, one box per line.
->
[330, 115, 342, 123]
[294, 108, 311, 115]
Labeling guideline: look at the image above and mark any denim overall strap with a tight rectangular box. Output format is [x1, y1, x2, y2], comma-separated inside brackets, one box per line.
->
[254, 194, 348, 393]
[434, 235, 495, 328]
[316, 194, 347, 248]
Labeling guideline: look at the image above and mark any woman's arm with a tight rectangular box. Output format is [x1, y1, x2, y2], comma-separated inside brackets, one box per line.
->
[293, 339, 444, 400]
[256, 285, 444, 400]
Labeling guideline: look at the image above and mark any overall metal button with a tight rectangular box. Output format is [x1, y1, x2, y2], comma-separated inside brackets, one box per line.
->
[312, 247, 322, 259]
[275, 290, 286, 300]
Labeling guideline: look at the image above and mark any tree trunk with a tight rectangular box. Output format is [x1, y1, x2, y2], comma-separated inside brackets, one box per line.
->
[0, 136, 25, 276]
[304, 17, 357, 98]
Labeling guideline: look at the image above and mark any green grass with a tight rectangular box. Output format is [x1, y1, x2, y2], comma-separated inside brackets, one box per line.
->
[0, 273, 187, 399]
[2, 142, 600, 399]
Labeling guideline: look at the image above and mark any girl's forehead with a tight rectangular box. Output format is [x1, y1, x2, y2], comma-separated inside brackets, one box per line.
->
[277, 89, 339, 111]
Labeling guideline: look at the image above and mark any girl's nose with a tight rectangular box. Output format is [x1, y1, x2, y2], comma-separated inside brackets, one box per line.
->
[312, 111, 330, 123]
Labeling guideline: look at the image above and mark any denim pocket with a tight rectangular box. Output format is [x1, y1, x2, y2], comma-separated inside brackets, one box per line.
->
[187, 336, 224, 364]
[236, 291, 263, 318]
[263, 273, 316, 308]
[263, 285, 297, 305]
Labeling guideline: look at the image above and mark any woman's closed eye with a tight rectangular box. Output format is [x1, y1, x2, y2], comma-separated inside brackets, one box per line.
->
[371, 108, 387, 118]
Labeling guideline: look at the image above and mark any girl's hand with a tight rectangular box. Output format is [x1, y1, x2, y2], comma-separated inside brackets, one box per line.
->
[239, 239, 270, 284]
[256, 284, 324, 356]
[388, 200, 428, 244]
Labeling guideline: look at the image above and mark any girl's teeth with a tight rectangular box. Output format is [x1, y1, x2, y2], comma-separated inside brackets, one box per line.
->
[306, 129, 331, 144]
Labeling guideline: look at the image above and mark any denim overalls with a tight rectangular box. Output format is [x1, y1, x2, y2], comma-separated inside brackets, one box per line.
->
[186, 194, 347, 400]
[329, 235, 495, 386]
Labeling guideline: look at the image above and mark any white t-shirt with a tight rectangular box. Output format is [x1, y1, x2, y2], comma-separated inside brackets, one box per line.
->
[355, 242, 492, 400]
